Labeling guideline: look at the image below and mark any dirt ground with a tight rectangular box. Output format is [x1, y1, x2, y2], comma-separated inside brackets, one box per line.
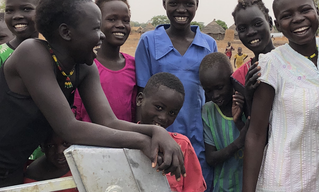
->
[121, 32, 288, 71]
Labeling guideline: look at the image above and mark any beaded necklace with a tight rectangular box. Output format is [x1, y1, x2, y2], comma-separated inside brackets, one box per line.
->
[305, 46, 318, 60]
[48, 45, 75, 89]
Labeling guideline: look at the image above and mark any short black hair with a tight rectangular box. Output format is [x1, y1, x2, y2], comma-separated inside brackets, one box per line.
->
[95, 0, 130, 10]
[199, 52, 233, 78]
[35, 0, 92, 41]
[144, 72, 185, 97]
[272, 0, 317, 19]
[232, 0, 273, 29]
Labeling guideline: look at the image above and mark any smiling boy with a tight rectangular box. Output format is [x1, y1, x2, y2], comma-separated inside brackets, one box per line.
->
[137, 72, 206, 192]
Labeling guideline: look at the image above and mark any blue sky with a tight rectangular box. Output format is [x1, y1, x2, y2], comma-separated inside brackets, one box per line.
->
[129, 0, 275, 27]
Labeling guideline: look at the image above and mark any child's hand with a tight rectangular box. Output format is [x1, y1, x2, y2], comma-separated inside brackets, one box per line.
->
[232, 91, 244, 124]
[150, 126, 186, 181]
[245, 62, 261, 102]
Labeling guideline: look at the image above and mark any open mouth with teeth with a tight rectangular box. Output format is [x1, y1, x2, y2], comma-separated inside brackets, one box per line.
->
[175, 17, 188, 22]
[293, 27, 309, 35]
[113, 32, 125, 37]
[14, 24, 27, 31]
[249, 39, 260, 45]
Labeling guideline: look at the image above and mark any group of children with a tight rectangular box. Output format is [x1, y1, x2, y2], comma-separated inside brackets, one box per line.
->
[0, 0, 319, 192]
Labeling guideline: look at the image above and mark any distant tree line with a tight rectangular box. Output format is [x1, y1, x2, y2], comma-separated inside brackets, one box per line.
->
[131, 15, 229, 31]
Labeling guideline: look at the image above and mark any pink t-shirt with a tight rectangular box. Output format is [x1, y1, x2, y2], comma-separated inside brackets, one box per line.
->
[73, 53, 137, 122]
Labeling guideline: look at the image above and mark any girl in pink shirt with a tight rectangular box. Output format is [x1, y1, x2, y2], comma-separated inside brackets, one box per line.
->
[73, 0, 136, 122]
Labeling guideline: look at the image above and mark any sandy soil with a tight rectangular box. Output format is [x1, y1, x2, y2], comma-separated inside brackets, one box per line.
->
[121, 32, 288, 71]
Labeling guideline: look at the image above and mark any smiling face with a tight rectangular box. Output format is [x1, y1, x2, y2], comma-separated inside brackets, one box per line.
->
[70, 2, 105, 65]
[235, 4, 272, 55]
[163, 0, 197, 29]
[100, 0, 131, 47]
[4, 0, 38, 39]
[138, 85, 184, 129]
[200, 67, 233, 108]
[42, 133, 71, 169]
[274, 0, 319, 48]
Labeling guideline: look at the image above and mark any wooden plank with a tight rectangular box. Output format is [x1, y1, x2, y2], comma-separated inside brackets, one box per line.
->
[0, 176, 76, 192]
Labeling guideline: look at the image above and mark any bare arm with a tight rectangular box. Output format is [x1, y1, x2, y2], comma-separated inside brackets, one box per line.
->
[205, 137, 243, 167]
[242, 83, 274, 192]
[8, 39, 185, 179]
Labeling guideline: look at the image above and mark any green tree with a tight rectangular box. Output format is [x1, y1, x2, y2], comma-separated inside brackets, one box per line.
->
[191, 21, 204, 30]
[151, 15, 170, 27]
[216, 20, 228, 30]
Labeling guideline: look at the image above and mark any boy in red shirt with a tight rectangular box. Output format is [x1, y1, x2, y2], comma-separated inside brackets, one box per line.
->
[136, 72, 206, 192]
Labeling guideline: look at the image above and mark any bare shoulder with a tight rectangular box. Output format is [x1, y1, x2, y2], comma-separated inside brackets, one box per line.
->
[8, 39, 51, 70]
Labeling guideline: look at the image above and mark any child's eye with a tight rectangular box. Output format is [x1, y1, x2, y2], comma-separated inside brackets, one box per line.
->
[217, 86, 223, 90]
[280, 14, 291, 20]
[301, 8, 312, 14]
[155, 105, 163, 111]
[236, 26, 246, 33]
[22, 7, 34, 12]
[168, 2, 177, 6]
[5, 8, 13, 14]
[169, 111, 177, 116]
[46, 144, 55, 148]
[63, 142, 70, 147]
[186, 2, 195, 7]
[123, 19, 130, 24]
[107, 18, 116, 22]
[254, 21, 263, 27]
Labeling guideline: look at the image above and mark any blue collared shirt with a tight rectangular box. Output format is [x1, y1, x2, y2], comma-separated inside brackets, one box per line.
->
[135, 24, 217, 191]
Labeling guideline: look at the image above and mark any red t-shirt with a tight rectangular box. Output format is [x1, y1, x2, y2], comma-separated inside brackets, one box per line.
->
[231, 58, 252, 87]
[166, 132, 207, 192]
[24, 171, 78, 192]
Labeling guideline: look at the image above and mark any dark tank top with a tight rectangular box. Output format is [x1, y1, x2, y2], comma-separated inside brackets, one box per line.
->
[0, 41, 79, 185]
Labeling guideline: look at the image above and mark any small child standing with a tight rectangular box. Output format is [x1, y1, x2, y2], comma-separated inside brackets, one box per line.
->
[24, 132, 78, 192]
[136, 72, 206, 192]
[0, 0, 39, 67]
[225, 42, 235, 60]
[73, 0, 136, 123]
[233, 47, 248, 69]
[199, 52, 248, 191]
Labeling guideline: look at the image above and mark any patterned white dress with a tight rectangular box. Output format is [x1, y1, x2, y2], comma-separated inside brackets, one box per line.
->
[257, 39, 319, 192]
